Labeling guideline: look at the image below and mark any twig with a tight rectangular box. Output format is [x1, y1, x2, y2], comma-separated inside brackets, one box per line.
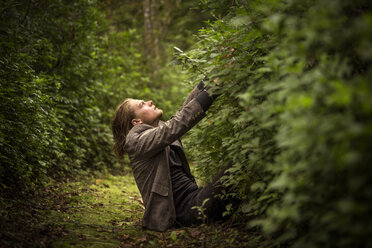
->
[174, 46, 208, 76]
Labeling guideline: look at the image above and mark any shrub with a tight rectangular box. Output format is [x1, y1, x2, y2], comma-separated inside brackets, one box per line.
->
[0, 0, 114, 194]
[183, 0, 372, 247]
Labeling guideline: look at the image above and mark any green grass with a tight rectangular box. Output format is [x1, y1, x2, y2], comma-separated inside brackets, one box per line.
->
[49, 173, 144, 247]
[0, 170, 259, 247]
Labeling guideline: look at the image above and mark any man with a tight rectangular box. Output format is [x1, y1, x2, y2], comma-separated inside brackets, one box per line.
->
[112, 79, 236, 231]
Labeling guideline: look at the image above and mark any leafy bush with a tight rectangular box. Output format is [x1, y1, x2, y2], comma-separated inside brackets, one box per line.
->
[183, 0, 372, 247]
[0, 0, 114, 195]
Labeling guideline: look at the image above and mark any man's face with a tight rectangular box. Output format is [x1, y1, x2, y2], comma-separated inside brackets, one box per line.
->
[130, 99, 163, 126]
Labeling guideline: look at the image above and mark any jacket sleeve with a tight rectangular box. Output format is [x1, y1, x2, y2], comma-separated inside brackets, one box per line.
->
[126, 98, 205, 159]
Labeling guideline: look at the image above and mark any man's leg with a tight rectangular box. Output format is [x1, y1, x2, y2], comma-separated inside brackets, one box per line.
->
[192, 163, 239, 223]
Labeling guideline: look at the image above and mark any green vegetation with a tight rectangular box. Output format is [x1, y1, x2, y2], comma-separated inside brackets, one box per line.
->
[1, 0, 372, 247]
[0, 0, 209, 195]
[50, 173, 143, 248]
[0, 0, 113, 194]
[183, 0, 372, 247]
[1, 170, 254, 247]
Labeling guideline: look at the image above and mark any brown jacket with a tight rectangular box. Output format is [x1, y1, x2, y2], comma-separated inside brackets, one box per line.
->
[124, 86, 206, 231]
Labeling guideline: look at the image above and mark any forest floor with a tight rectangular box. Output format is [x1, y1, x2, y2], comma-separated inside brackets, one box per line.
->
[1, 169, 258, 248]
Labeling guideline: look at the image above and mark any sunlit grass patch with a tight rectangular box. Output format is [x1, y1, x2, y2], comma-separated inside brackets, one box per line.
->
[37, 171, 255, 248]
[50, 173, 143, 248]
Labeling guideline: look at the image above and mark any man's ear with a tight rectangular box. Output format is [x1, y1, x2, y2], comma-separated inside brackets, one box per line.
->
[131, 118, 143, 126]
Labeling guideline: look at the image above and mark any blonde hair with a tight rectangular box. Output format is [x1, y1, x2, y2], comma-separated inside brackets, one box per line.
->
[112, 98, 135, 158]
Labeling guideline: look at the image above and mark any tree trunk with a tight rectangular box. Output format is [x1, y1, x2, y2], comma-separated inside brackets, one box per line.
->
[143, 0, 173, 82]
[143, 0, 156, 81]
[143, 0, 153, 60]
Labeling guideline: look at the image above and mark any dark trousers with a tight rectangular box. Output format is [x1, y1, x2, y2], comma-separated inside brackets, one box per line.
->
[176, 163, 239, 226]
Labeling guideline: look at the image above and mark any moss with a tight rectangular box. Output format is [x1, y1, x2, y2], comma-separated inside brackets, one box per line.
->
[48, 173, 143, 247]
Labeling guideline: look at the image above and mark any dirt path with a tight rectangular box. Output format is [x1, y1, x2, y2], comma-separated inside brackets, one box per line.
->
[49, 173, 143, 247]
[33, 172, 256, 248]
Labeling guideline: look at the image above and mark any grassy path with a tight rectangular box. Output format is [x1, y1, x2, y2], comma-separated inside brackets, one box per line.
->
[23, 171, 257, 248]
[50, 173, 144, 247]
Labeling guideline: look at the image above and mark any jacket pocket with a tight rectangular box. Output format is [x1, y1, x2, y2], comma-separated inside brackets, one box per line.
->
[151, 183, 169, 197]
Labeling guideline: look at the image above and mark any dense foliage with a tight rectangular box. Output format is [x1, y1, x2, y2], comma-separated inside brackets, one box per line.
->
[0, 0, 112, 195]
[183, 0, 372, 247]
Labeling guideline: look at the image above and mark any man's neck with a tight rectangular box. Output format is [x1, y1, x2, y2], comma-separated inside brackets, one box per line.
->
[151, 119, 160, 127]
[142, 119, 159, 127]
